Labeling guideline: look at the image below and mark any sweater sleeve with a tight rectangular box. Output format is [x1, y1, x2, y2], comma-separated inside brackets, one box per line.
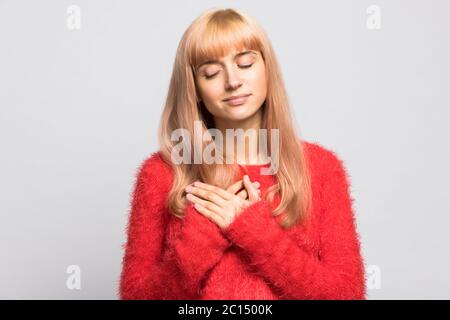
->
[119, 155, 230, 300]
[221, 151, 366, 300]
[154, 204, 231, 299]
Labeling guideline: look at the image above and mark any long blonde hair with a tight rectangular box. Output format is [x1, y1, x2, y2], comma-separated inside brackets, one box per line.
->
[158, 8, 312, 228]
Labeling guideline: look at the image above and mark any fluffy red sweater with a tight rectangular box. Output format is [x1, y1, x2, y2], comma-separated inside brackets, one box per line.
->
[119, 141, 366, 300]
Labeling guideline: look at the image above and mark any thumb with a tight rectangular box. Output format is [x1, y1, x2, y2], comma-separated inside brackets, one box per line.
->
[243, 175, 260, 203]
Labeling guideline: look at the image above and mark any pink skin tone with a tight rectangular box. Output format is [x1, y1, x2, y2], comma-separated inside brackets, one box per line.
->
[187, 48, 268, 229]
[185, 175, 261, 229]
[195, 48, 268, 164]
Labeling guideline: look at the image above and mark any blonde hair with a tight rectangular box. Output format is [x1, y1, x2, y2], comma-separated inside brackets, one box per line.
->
[158, 8, 312, 228]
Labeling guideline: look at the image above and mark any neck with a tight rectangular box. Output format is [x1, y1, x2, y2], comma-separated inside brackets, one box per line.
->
[214, 109, 269, 165]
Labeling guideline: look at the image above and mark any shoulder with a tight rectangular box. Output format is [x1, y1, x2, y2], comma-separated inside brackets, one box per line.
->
[133, 151, 173, 194]
[303, 140, 344, 167]
[301, 140, 350, 183]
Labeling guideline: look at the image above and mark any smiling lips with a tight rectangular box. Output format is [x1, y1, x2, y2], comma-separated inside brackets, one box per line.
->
[223, 93, 252, 106]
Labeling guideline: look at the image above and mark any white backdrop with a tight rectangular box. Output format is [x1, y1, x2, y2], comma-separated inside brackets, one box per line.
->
[1, 0, 449, 299]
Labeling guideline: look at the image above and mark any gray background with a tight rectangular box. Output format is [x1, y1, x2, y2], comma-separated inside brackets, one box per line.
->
[1, 0, 449, 299]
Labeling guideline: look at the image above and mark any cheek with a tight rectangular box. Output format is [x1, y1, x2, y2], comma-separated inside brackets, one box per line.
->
[198, 82, 223, 103]
[249, 65, 267, 97]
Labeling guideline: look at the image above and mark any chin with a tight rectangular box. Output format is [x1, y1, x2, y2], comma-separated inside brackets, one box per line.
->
[224, 105, 260, 121]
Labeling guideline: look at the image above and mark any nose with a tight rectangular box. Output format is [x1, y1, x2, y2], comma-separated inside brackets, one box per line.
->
[224, 67, 243, 91]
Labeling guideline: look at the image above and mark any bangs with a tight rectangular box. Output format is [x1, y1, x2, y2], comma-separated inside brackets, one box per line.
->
[189, 12, 262, 70]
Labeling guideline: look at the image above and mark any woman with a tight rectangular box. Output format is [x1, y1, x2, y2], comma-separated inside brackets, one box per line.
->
[119, 8, 366, 300]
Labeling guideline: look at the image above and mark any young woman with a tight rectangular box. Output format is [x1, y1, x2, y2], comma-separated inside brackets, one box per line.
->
[119, 8, 366, 300]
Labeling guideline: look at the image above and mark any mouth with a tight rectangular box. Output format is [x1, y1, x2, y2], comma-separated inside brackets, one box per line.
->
[223, 93, 252, 106]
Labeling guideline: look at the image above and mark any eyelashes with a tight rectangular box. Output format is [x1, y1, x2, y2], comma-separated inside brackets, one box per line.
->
[239, 64, 253, 69]
[204, 64, 254, 79]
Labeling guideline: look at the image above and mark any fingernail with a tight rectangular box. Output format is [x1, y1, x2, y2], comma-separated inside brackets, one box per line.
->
[185, 186, 193, 192]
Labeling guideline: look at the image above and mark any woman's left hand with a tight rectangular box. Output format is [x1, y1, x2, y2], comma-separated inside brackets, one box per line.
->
[185, 175, 261, 229]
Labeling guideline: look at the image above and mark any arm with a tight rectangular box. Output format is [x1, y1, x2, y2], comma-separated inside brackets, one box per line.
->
[119, 155, 230, 300]
[155, 203, 231, 299]
[221, 152, 366, 300]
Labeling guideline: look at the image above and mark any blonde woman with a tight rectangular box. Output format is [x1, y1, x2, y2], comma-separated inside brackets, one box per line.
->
[119, 8, 366, 300]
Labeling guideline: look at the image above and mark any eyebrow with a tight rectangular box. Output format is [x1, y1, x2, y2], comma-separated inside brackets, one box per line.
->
[195, 50, 257, 71]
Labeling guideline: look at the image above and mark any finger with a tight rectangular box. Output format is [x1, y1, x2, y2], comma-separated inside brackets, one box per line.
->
[236, 183, 259, 199]
[236, 188, 248, 200]
[236, 185, 260, 200]
[227, 180, 260, 195]
[186, 185, 227, 207]
[186, 193, 223, 214]
[193, 181, 234, 201]
[226, 180, 244, 194]
[243, 175, 260, 202]
[193, 202, 226, 228]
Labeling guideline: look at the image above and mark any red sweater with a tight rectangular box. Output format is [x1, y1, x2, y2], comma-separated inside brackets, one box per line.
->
[119, 141, 366, 300]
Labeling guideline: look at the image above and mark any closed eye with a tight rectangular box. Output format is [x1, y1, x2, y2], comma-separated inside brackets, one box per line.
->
[205, 72, 219, 79]
[204, 64, 254, 79]
[239, 64, 253, 69]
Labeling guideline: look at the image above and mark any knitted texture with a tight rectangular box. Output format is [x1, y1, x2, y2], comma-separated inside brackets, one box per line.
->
[119, 141, 366, 300]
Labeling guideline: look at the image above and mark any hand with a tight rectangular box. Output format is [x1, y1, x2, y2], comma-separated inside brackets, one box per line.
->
[226, 178, 260, 201]
[184, 175, 261, 229]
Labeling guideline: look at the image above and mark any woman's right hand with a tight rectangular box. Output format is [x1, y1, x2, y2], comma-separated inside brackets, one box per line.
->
[226, 178, 260, 200]
[184, 176, 261, 229]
